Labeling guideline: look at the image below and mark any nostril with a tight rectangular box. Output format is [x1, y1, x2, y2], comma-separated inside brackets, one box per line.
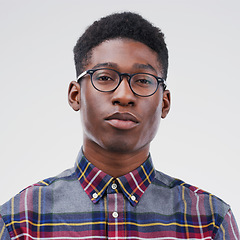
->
[128, 101, 134, 106]
[113, 100, 120, 105]
[113, 100, 134, 106]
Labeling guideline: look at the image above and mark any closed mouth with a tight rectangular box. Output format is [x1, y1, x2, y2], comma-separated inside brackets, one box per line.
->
[105, 112, 139, 123]
[104, 112, 140, 130]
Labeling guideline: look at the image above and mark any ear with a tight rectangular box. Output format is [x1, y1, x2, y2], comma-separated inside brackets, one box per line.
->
[161, 90, 171, 118]
[68, 81, 81, 111]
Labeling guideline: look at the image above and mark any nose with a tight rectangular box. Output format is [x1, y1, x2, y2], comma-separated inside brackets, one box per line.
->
[111, 77, 136, 106]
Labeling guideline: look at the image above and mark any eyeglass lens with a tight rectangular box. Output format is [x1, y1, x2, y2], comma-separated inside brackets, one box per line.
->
[91, 69, 159, 96]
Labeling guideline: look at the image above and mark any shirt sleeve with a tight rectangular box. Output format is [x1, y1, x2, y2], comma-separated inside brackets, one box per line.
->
[0, 214, 11, 240]
[214, 209, 240, 240]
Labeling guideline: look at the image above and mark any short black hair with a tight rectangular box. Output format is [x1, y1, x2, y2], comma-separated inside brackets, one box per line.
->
[73, 12, 169, 79]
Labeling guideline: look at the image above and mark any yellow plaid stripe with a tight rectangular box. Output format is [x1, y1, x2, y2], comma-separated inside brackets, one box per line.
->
[182, 186, 190, 239]
[6, 219, 217, 228]
[77, 161, 102, 195]
[11, 197, 18, 238]
[0, 224, 5, 238]
[90, 177, 113, 200]
[37, 187, 42, 238]
[221, 224, 226, 240]
[39, 180, 49, 186]
[130, 167, 154, 196]
[117, 178, 137, 203]
[116, 164, 154, 203]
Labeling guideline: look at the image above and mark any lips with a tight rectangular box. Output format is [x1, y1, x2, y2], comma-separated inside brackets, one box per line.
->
[105, 112, 139, 130]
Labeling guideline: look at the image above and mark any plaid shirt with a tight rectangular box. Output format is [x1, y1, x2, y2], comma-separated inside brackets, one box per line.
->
[0, 150, 239, 239]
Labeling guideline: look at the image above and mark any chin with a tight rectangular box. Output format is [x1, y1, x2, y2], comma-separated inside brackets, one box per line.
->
[102, 138, 151, 154]
[101, 139, 138, 153]
[105, 144, 132, 153]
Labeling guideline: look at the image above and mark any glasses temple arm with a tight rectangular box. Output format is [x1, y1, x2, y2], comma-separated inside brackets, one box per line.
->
[76, 70, 88, 82]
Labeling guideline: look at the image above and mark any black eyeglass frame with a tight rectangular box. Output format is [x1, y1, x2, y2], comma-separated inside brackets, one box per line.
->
[76, 68, 167, 97]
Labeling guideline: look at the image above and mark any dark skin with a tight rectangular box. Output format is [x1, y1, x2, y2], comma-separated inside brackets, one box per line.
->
[68, 39, 170, 177]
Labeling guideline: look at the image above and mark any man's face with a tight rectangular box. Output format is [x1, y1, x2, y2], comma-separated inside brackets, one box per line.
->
[70, 38, 170, 153]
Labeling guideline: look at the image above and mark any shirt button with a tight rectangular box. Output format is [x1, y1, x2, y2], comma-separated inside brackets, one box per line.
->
[92, 193, 98, 199]
[111, 183, 117, 189]
[112, 211, 118, 218]
[131, 195, 136, 201]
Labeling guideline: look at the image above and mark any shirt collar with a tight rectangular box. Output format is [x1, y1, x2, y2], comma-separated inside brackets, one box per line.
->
[74, 149, 155, 207]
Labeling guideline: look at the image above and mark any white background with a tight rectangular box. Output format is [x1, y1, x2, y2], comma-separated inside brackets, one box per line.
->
[0, 0, 239, 225]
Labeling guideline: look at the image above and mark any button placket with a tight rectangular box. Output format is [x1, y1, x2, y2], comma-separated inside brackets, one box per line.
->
[107, 193, 125, 238]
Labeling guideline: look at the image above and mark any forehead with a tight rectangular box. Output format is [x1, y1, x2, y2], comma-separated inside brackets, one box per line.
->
[86, 39, 163, 76]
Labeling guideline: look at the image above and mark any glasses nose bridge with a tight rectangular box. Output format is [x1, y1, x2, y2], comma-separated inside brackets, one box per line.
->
[118, 72, 133, 89]
[115, 72, 134, 95]
[119, 72, 132, 82]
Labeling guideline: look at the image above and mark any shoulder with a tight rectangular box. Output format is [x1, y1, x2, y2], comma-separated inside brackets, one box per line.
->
[154, 169, 228, 198]
[0, 167, 76, 217]
[152, 170, 230, 225]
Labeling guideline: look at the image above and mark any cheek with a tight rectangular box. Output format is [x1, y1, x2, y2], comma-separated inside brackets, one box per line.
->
[140, 96, 162, 138]
[80, 86, 109, 138]
[148, 104, 162, 132]
[80, 85, 98, 130]
[81, 95, 101, 129]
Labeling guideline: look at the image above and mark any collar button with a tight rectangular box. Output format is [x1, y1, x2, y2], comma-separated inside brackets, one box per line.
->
[131, 195, 136, 201]
[92, 193, 98, 199]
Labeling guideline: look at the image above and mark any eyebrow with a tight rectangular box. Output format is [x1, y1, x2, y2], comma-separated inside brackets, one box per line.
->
[92, 62, 157, 74]
[92, 62, 118, 69]
[132, 63, 157, 74]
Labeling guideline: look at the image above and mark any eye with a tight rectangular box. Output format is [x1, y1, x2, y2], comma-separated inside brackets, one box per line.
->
[136, 78, 152, 85]
[92, 69, 118, 84]
[133, 75, 154, 88]
[96, 75, 113, 82]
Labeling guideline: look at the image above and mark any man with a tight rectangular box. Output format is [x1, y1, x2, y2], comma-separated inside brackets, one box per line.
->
[0, 12, 239, 240]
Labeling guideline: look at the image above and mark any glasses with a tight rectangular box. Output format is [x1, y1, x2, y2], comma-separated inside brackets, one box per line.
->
[77, 68, 167, 97]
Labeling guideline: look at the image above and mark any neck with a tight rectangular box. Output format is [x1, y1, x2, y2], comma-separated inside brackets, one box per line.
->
[82, 140, 150, 178]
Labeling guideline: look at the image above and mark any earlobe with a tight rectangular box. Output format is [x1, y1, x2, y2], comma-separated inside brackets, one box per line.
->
[68, 81, 81, 111]
[161, 90, 171, 118]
